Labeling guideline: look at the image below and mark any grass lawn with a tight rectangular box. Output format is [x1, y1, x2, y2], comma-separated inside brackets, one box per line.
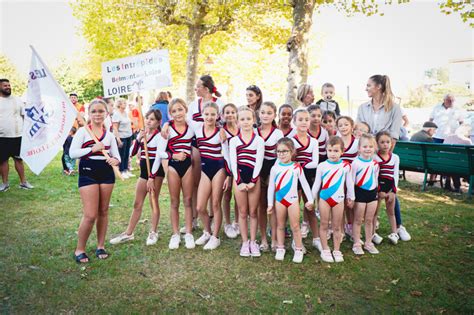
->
[1, 156, 473, 313]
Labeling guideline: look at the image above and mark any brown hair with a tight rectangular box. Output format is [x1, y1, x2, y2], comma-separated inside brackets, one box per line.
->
[246, 85, 263, 112]
[321, 82, 335, 92]
[200, 75, 222, 97]
[145, 109, 163, 131]
[155, 91, 169, 103]
[277, 137, 296, 156]
[292, 108, 309, 123]
[237, 105, 256, 121]
[355, 122, 371, 134]
[260, 101, 277, 127]
[169, 98, 188, 113]
[327, 136, 345, 151]
[369, 74, 395, 112]
[336, 115, 355, 128]
[375, 130, 392, 143]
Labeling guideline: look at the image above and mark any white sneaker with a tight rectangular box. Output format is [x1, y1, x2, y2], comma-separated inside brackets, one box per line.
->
[0, 182, 10, 192]
[121, 172, 130, 179]
[388, 232, 400, 245]
[397, 225, 411, 241]
[224, 224, 238, 239]
[179, 226, 187, 234]
[312, 237, 323, 253]
[332, 250, 344, 263]
[275, 248, 286, 261]
[364, 243, 380, 254]
[168, 234, 181, 249]
[293, 249, 304, 263]
[320, 249, 334, 263]
[291, 239, 307, 254]
[110, 232, 134, 245]
[203, 236, 220, 250]
[146, 231, 159, 246]
[232, 222, 240, 235]
[301, 221, 309, 239]
[352, 246, 364, 255]
[195, 231, 211, 246]
[19, 181, 34, 189]
[126, 171, 135, 178]
[372, 233, 383, 245]
[184, 233, 195, 249]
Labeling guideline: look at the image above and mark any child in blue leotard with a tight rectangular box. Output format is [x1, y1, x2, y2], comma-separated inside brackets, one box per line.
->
[267, 138, 313, 263]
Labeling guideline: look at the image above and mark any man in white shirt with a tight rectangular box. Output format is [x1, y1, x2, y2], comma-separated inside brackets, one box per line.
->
[429, 94, 464, 143]
[0, 79, 33, 192]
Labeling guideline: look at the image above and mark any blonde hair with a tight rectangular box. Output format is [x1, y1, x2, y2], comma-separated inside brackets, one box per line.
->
[370, 75, 395, 112]
[169, 98, 188, 112]
[296, 84, 313, 106]
[89, 99, 108, 113]
[202, 101, 219, 113]
[358, 133, 377, 148]
[292, 108, 309, 122]
[114, 98, 126, 109]
[237, 105, 256, 121]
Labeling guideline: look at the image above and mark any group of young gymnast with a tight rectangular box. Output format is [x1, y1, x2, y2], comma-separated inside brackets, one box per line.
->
[71, 75, 408, 264]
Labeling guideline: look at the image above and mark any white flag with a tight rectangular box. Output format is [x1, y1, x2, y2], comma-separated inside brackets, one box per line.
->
[20, 46, 77, 175]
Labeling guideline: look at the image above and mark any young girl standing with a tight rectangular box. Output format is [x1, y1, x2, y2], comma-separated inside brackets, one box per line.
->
[291, 109, 321, 252]
[374, 131, 400, 245]
[110, 109, 164, 246]
[307, 105, 329, 163]
[322, 111, 337, 136]
[153, 98, 195, 250]
[257, 101, 283, 251]
[222, 103, 240, 238]
[312, 136, 354, 263]
[278, 104, 296, 138]
[191, 102, 230, 250]
[351, 134, 380, 255]
[70, 99, 121, 263]
[337, 116, 359, 240]
[229, 106, 265, 257]
[267, 138, 314, 263]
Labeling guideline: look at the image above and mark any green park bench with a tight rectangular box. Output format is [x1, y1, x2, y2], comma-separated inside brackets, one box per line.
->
[393, 141, 474, 197]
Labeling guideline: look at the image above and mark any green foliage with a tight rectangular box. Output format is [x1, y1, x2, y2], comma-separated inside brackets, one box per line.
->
[439, 0, 474, 27]
[404, 83, 472, 108]
[0, 54, 27, 96]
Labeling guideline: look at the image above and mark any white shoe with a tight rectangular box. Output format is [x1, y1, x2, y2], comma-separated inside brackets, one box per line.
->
[372, 233, 383, 245]
[224, 224, 237, 239]
[126, 171, 135, 178]
[179, 226, 187, 234]
[312, 237, 322, 253]
[293, 249, 304, 263]
[332, 250, 344, 263]
[352, 246, 364, 255]
[291, 239, 307, 254]
[301, 221, 309, 239]
[397, 225, 411, 241]
[19, 181, 34, 189]
[110, 232, 134, 245]
[195, 231, 211, 246]
[0, 182, 10, 192]
[168, 234, 181, 249]
[275, 248, 286, 261]
[388, 232, 400, 245]
[320, 249, 334, 263]
[232, 222, 240, 235]
[146, 231, 159, 246]
[203, 236, 220, 250]
[121, 172, 130, 179]
[184, 233, 195, 249]
[364, 243, 380, 254]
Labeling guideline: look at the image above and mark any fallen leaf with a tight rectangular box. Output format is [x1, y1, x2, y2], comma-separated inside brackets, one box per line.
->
[391, 279, 400, 285]
[442, 225, 450, 232]
[41, 281, 46, 285]
[28, 265, 40, 270]
[80, 266, 86, 271]
[304, 294, 310, 299]
[317, 297, 322, 304]
[411, 291, 422, 297]
[283, 300, 293, 304]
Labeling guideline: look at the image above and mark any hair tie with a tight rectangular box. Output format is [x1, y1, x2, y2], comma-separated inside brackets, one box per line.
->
[212, 86, 217, 94]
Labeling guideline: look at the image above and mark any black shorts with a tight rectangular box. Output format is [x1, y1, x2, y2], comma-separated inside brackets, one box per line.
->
[355, 186, 378, 203]
[169, 157, 192, 178]
[298, 167, 316, 191]
[260, 159, 276, 181]
[140, 159, 165, 180]
[78, 159, 115, 188]
[0, 137, 22, 162]
[378, 178, 397, 194]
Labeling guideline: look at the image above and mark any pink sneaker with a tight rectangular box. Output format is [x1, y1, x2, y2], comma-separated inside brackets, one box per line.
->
[249, 241, 261, 257]
[240, 241, 250, 257]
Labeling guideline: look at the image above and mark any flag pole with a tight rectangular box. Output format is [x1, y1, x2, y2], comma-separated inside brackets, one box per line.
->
[136, 92, 159, 215]
[28, 45, 123, 181]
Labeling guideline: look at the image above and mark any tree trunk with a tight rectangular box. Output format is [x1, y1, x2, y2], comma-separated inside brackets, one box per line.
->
[286, 0, 315, 106]
[185, 25, 202, 103]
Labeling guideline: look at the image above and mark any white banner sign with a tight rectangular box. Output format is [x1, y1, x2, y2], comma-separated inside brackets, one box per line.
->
[101, 49, 172, 97]
[20, 46, 77, 175]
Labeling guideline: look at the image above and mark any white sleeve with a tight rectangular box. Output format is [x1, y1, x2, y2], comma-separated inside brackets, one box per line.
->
[221, 140, 232, 176]
[69, 128, 92, 159]
[345, 164, 355, 200]
[304, 140, 319, 169]
[108, 133, 121, 161]
[187, 101, 196, 121]
[251, 137, 265, 182]
[298, 167, 314, 203]
[267, 166, 276, 207]
[351, 159, 358, 185]
[312, 166, 322, 199]
[229, 138, 239, 183]
[394, 154, 400, 188]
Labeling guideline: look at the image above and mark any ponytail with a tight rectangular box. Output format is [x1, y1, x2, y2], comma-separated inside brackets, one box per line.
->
[370, 74, 396, 112]
[200, 75, 222, 98]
